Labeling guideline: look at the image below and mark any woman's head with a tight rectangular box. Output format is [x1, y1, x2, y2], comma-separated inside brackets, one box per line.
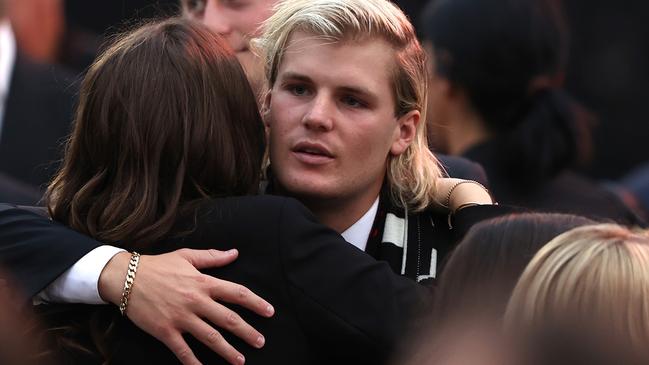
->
[435, 212, 595, 320]
[47, 18, 265, 247]
[422, 0, 590, 181]
[506, 224, 649, 358]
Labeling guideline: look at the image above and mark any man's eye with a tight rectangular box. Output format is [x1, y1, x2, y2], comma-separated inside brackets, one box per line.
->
[290, 85, 309, 96]
[342, 96, 364, 108]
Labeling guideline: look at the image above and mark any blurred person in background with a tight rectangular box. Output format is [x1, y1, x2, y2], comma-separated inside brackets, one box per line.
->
[0, 0, 76, 202]
[398, 213, 594, 365]
[505, 223, 649, 365]
[182, 0, 276, 99]
[420, 0, 643, 225]
[6, 0, 65, 63]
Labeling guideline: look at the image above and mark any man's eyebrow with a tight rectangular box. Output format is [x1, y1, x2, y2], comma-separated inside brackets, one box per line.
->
[278, 72, 312, 83]
[338, 86, 378, 102]
[278, 71, 379, 101]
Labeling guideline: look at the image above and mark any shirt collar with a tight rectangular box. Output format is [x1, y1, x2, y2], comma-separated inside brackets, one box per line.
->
[341, 196, 380, 251]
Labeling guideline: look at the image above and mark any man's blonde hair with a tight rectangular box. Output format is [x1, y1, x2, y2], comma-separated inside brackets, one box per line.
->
[505, 224, 649, 353]
[255, 0, 443, 211]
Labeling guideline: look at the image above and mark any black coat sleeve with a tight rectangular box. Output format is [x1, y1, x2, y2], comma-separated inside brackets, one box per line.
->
[451, 204, 521, 242]
[0, 204, 101, 298]
[276, 198, 431, 364]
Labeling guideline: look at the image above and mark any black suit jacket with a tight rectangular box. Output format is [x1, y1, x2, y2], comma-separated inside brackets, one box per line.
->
[0, 52, 77, 193]
[4, 196, 428, 365]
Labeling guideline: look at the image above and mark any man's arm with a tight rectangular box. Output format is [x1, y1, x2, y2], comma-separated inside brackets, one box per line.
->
[0, 205, 274, 365]
[0, 204, 99, 298]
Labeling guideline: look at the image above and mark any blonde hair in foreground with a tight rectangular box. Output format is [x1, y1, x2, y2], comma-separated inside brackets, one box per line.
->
[254, 0, 443, 211]
[505, 223, 649, 353]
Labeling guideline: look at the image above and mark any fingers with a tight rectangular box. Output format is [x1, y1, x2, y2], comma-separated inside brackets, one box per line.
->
[160, 332, 203, 365]
[177, 248, 239, 269]
[209, 279, 275, 318]
[185, 317, 246, 365]
[199, 299, 266, 350]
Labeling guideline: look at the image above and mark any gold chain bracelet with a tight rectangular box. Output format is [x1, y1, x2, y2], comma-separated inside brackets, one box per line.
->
[119, 252, 141, 316]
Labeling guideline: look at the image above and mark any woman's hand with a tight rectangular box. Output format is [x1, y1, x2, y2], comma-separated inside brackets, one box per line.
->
[99, 248, 274, 365]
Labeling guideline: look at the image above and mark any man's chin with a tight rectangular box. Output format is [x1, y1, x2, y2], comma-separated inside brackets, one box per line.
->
[276, 178, 342, 202]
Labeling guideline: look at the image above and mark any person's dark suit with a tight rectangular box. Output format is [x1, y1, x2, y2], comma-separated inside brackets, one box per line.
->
[6, 196, 428, 365]
[0, 52, 77, 196]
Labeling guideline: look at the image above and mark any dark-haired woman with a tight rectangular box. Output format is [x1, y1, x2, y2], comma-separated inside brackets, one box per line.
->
[421, 0, 643, 225]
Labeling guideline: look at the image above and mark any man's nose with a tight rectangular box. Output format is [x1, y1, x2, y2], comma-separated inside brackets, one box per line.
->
[302, 95, 334, 132]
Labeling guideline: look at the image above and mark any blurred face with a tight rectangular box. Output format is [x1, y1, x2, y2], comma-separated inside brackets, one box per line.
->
[199, 0, 276, 90]
[266, 32, 418, 211]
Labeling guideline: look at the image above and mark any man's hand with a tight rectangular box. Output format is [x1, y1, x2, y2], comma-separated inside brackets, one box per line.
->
[99, 248, 274, 365]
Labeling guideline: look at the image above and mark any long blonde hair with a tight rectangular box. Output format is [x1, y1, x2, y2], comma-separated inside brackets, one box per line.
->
[505, 224, 649, 354]
[254, 0, 443, 211]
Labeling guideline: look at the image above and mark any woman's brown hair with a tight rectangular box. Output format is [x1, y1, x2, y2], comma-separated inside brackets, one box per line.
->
[46, 17, 265, 248]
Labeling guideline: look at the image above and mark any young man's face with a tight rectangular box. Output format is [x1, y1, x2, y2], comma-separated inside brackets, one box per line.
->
[266, 31, 418, 207]
[199, 0, 276, 90]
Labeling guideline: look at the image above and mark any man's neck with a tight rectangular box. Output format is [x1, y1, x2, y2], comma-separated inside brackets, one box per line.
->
[301, 191, 382, 234]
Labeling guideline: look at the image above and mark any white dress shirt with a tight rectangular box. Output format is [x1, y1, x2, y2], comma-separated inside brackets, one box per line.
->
[0, 20, 16, 137]
[341, 197, 379, 251]
[38, 196, 381, 304]
[36, 245, 125, 304]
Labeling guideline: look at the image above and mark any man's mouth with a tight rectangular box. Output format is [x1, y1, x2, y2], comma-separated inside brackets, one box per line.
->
[291, 142, 335, 164]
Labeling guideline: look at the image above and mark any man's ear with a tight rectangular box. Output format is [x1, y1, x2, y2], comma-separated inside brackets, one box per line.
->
[391, 110, 420, 156]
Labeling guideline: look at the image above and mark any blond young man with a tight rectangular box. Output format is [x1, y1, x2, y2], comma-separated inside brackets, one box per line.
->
[0, 1, 498, 364]
[256, 0, 494, 280]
